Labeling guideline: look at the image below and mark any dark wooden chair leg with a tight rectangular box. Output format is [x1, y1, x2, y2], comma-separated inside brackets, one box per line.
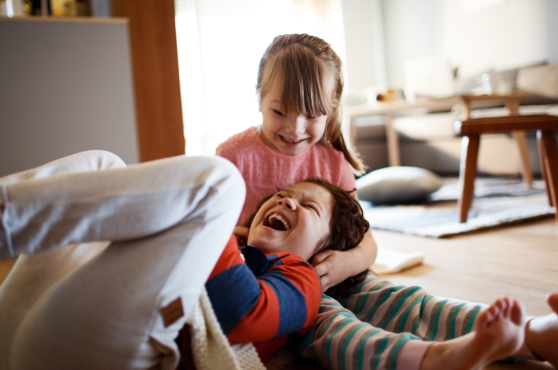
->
[540, 130, 558, 222]
[458, 135, 480, 223]
[537, 130, 553, 206]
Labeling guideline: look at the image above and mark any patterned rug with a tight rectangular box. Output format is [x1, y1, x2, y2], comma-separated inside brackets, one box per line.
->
[361, 178, 555, 238]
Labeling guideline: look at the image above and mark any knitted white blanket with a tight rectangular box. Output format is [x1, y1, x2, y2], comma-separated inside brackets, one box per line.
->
[186, 288, 267, 370]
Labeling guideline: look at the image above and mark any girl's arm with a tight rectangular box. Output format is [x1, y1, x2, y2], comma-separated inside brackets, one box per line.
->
[311, 193, 378, 292]
[233, 226, 249, 246]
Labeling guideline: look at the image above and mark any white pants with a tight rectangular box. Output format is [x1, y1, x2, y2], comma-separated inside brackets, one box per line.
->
[0, 151, 245, 370]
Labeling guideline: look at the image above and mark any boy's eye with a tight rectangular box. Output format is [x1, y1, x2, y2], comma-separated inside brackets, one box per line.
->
[303, 203, 318, 212]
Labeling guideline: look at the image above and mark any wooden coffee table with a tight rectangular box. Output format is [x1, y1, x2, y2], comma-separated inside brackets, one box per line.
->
[348, 92, 534, 186]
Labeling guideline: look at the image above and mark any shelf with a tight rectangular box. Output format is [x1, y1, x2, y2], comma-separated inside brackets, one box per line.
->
[0, 15, 126, 24]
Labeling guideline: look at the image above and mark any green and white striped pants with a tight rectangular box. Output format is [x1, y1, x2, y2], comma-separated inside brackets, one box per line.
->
[299, 274, 485, 370]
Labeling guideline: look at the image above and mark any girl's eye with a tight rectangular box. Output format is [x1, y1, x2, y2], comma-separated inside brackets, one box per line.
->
[306, 116, 316, 120]
[276, 193, 284, 198]
[273, 109, 284, 117]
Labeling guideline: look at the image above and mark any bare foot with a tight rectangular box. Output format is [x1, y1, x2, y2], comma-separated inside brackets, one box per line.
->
[420, 297, 526, 370]
[525, 293, 558, 368]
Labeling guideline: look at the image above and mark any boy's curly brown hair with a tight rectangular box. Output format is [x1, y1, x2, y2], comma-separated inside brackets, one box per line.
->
[247, 178, 370, 297]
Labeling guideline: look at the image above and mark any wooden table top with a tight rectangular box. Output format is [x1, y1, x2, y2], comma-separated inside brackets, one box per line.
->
[348, 92, 533, 118]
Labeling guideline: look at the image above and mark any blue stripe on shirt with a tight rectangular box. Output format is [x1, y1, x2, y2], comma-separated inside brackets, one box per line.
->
[205, 264, 261, 334]
[258, 270, 307, 336]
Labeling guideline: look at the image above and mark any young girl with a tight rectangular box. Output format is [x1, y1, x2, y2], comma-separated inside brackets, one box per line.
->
[216, 33, 375, 292]
[216, 34, 558, 369]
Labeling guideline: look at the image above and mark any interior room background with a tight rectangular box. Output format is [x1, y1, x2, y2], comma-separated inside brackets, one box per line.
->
[1, 0, 557, 177]
[175, 0, 558, 156]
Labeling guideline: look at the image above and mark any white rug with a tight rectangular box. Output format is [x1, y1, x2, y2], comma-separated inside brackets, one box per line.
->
[362, 178, 555, 238]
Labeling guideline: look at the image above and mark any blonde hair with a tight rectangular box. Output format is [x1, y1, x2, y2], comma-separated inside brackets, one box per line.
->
[256, 34, 365, 175]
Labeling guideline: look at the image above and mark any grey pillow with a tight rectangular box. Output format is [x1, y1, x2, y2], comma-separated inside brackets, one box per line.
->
[356, 166, 443, 205]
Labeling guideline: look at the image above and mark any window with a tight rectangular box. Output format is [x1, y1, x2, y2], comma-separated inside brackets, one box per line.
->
[175, 0, 346, 156]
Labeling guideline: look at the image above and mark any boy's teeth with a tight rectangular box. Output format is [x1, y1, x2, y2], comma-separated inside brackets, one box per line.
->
[268, 213, 289, 231]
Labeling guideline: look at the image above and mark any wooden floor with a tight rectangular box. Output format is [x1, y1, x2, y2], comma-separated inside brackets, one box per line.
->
[1, 218, 557, 369]
[373, 217, 558, 370]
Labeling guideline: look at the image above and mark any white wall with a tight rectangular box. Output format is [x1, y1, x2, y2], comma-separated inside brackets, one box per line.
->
[0, 17, 138, 178]
[382, 0, 445, 87]
[344, 0, 558, 91]
[443, 0, 554, 78]
[341, 0, 386, 98]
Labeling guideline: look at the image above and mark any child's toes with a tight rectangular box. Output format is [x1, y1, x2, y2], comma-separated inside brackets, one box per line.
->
[509, 300, 525, 326]
[490, 299, 505, 319]
[500, 298, 512, 319]
[475, 307, 493, 329]
[547, 293, 558, 314]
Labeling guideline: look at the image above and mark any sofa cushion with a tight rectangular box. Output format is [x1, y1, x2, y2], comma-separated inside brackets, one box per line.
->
[356, 166, 443, 204]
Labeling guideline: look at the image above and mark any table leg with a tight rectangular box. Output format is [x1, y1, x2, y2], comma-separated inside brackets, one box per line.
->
[537, 130, 553, 206]
[385, 112, 400, 167]
[540, 130, 558, 222]
[506, 99, 533, 188]
[512, 131, 533, 188]
[458, 135, 480, 223]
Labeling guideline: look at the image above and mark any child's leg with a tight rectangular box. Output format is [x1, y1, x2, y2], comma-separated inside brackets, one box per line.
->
[0, 155, 245, 370]
[338, 274, 484, 342]
[341, 275, 543, 363]
[524, 293, 558, 368]
[299, 294, 422, 370]
[0, 149, 126, 186]
[301, 276, 528, 370]
[1, 154, 241, 258]
[419, 297, 525, 370]
[0, 150, 125, 368]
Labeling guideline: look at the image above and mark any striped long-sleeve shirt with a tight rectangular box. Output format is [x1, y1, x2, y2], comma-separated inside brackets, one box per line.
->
[299, 274, 485, 370]
[177, 236, 321, 366]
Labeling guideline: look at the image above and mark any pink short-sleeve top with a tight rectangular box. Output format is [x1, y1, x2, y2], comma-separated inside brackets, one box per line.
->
[216, 127, 356, 226]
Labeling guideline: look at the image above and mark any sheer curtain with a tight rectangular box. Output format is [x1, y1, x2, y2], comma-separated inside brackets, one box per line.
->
[175, 0, 347, 156]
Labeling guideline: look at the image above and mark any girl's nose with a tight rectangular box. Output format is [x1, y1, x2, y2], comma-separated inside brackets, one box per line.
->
[277, 197, 296, 210]
[285, 116, 306, 135]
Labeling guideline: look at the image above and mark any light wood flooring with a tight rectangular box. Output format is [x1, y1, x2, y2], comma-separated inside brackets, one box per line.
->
[1, 218, 557, 369]
[373, 217, 558, 370]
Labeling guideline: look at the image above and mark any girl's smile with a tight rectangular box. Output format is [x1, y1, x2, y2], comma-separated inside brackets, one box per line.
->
[278, 135, 307, 145]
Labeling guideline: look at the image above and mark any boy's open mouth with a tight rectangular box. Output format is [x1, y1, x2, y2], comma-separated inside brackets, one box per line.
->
[264, 212, 291, 231]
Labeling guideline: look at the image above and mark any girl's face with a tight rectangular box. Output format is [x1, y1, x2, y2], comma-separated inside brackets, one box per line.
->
[259, 91, 328, 156]
[247, 182, 332, 261]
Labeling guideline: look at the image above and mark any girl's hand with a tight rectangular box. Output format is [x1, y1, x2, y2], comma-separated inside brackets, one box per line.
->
[312, 249, 358, 292]
[234, 226, 249, 247]
[312, 230, 378, 293]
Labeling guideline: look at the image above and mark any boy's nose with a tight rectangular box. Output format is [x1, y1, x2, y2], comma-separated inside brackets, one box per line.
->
[277, 197, 296, 210]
